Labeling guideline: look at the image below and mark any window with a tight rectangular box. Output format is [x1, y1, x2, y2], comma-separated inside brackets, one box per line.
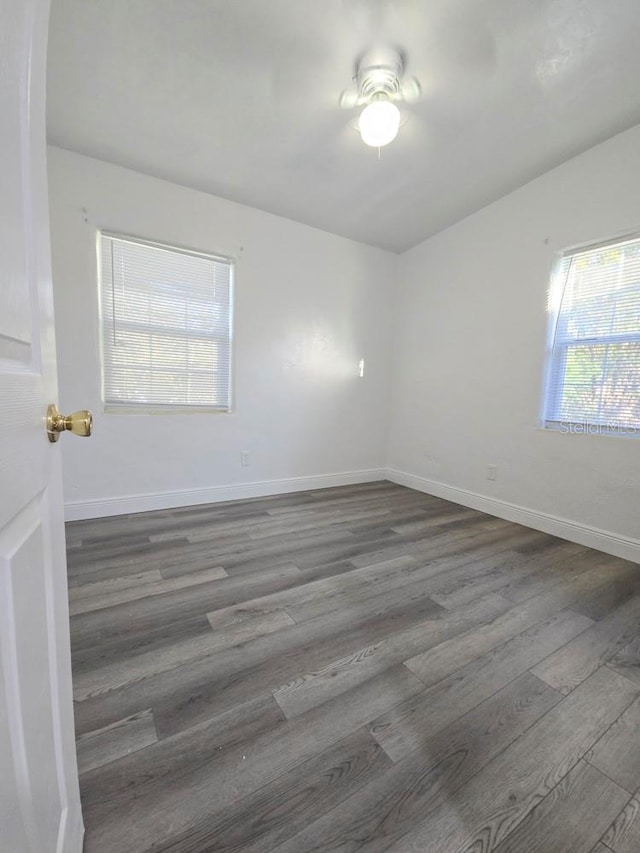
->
[99, 233, 233, 412]
[543, 234, 640, 435]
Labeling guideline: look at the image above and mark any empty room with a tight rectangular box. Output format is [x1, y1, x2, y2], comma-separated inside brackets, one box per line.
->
[2, 1, 640, 852]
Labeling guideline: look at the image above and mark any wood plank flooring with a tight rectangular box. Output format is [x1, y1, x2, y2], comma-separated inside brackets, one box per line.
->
[67, 481, 640, 853]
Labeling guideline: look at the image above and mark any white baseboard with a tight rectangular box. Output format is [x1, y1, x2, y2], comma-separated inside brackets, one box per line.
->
[387, 467, 640, 564]
[63, 465, 640, 564]
[64, 468, 387, 521]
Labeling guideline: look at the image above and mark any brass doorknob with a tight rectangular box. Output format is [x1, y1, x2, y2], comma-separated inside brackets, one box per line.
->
[46, 404, 93, 443]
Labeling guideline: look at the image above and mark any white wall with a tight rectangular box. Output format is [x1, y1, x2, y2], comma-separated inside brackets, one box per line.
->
[48, 148, 396, 518]
[388, 123, 640, 558]
[49, 134, 640, 557]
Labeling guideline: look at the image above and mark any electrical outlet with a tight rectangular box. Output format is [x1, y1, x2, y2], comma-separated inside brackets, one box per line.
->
[486, 464, 497, 481]
[240, 450, 250, 467]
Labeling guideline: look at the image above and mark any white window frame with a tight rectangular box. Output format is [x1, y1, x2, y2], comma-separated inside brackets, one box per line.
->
[542, 231, 640, 438]
[98, 231, 234, 414]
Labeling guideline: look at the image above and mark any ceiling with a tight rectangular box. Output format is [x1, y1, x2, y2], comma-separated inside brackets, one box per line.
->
[47, 0, 640, 253]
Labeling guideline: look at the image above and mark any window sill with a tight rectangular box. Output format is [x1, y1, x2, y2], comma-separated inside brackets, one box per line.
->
[541, 421, 639, 439]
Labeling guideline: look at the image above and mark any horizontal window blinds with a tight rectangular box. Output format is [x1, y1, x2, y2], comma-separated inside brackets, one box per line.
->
[544, 235, 640, 432]
[100, 234, 233, 411]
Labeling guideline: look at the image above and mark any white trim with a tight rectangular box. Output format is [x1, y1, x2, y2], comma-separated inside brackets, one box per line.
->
[64, 469, 387, 521]
[386, 468, 640, 564]
[56, 805, 84, 853]
[64, 465, 640, 564]
[100, 229, 236, 265]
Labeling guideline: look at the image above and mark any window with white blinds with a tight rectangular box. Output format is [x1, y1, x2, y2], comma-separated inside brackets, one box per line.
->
[99, 233, 233, 412]
[543, 234, 640, 435]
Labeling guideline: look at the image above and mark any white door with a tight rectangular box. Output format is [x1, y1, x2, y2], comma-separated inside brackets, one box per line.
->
[0, 1, 84, 852]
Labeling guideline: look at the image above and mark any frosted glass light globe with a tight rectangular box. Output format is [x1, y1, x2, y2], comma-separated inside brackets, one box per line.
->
[358, 100, 401, 147]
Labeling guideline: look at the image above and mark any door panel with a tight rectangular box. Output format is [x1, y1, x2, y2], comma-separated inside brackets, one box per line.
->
[0, 660, 30, 853]
[1, 505, 62, 848]
[0, 1, 84, 851]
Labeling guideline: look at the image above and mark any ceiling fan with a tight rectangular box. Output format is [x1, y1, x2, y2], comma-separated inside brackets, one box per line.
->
[340, 46, 421, 148]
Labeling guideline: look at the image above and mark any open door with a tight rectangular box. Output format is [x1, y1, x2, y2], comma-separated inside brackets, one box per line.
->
[0, 1, 84, 851]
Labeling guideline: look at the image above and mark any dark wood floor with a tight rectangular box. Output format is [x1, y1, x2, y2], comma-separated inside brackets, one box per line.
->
[66, 481, 640, 853]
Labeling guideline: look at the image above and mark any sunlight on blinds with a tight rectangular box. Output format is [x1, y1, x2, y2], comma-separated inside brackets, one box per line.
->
[100, 234, 233, 411]
[544, 235, 640, 434]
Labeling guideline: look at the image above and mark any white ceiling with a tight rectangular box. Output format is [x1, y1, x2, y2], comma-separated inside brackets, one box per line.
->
[47, 0, 640, 252]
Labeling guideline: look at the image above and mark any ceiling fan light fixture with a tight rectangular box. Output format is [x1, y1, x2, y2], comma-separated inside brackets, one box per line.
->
[358, 99, 401, 147]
